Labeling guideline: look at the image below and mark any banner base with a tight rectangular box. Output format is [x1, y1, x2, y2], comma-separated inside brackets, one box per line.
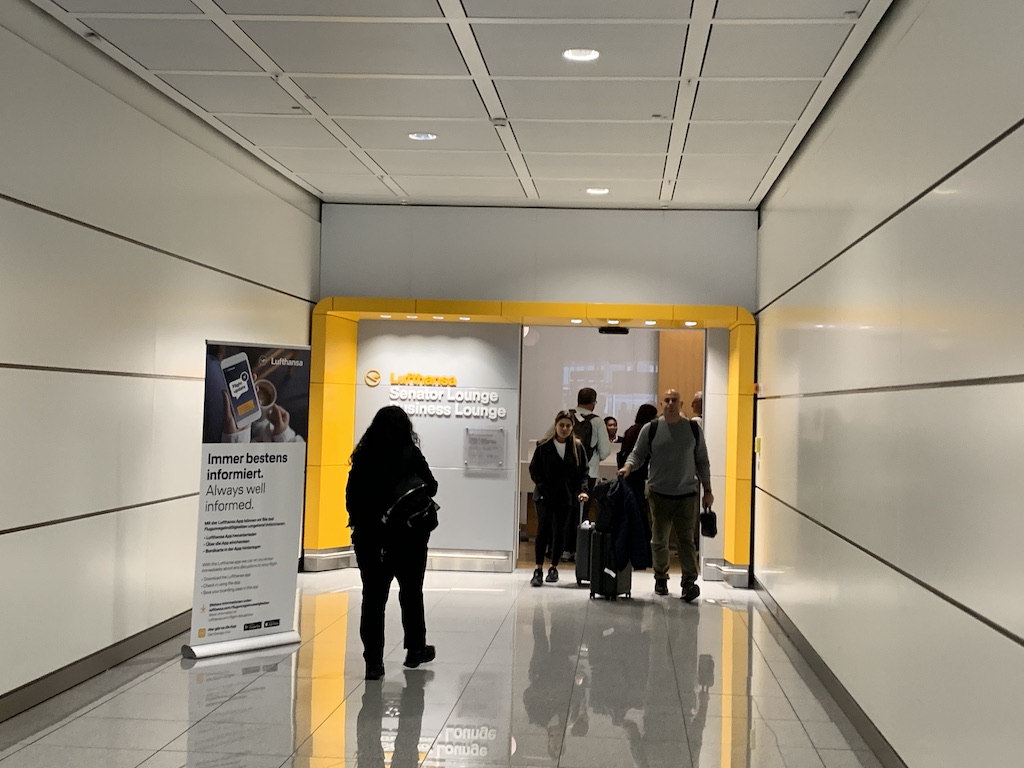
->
[181, 630, 301, 660]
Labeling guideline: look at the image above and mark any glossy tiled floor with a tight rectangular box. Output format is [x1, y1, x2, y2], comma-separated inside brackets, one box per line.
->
[0, 570, 884, 768]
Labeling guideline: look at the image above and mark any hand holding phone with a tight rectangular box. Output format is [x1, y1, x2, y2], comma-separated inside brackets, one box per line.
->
[220, 352, 261, 430]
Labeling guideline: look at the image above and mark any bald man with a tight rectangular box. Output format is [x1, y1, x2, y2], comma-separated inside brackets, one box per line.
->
[620, 388, 713, 602]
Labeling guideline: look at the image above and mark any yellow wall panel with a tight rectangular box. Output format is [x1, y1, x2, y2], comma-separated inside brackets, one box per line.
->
[303, 465, 322, 550]
[414, 300, 504, 319]
[729, 323, 757, 396]
[587, 303, 675, 322]
[330, 297, 416, 316]
[674, 305, 739, 328]
[725, 478, 752, 566]
[500, 301, 587, 324]
[323, 315, 359, 385]
[321, 382, 357, 468]
[725, 395, 754, 482]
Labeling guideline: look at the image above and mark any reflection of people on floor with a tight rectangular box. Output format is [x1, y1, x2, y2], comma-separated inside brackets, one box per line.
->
[587, 604, 652, 767]
[522, 603, 586, 759]
[357, 669, 433, 768]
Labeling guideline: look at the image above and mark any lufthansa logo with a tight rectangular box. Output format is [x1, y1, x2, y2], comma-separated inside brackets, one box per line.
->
[258, 355, 269, 365]
[365, 370, 382, 387]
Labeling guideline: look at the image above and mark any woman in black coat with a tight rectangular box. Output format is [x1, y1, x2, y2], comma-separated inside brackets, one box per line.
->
[346, 405, 438, 680]
[528, 410, 590, 587]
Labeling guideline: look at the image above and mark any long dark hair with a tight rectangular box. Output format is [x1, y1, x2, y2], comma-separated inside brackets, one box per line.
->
[351, 405, 419, 464]
[634, 403, 658, 424]
[537, 409, 582, 468]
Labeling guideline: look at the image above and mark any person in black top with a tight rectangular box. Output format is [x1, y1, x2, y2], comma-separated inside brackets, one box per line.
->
[347, 406, 438, 680]
[528, 410, 590, 587]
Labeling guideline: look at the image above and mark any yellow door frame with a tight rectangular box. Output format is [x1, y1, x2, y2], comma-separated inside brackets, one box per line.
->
[304, 298, 755, 578]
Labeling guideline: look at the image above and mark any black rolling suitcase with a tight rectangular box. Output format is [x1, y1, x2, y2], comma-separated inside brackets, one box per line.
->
[589, 529, 632, 600]
[574, 501, 593, 586]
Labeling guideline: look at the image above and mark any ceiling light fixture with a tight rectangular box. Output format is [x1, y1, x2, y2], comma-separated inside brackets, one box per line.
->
[408, 132, 437, 141]
[586, 187, 610, 196]
[645, 320, 657, 326]
[563, 48, 600, 62]
[380, 314, 392, 319]
[607, 319, 620, 325]
[684, 321, 698, 327]
[459, 316, 471, 321]
[407, 315, 418, 319]
[570, 319, 583, 324]
[433, 316, 444, 320]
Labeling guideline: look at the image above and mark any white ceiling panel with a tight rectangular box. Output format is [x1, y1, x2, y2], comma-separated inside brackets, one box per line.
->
[715, 0, 868, 19]
[692, 80, 818, 121]
[534, 179, 662, 201]
[213, 0, 442, 16]
[496, 80, 680, 120]
[300, 173, 395, 196]
[161, 74, 306, 113]
[84, 19, 259, 71]
[29, 0, 893, 209]
[512, 121, 671, 153]
[54, 0, 200, 11]
[336, 119, 502, 150]
[262, 147, 369, 174]
[463, 0, 692, 20]
[368, 150, 514, 177]
[293, 77, 487, 117]
[237, 21, 467, 75]
[703, 23, 852, 78]
[684, 122, 794, 154]
[526, 154, 666, 179]
[473, 23, 687, 78]
[217, 115, 343, 147]
[392, 177, 526, 198]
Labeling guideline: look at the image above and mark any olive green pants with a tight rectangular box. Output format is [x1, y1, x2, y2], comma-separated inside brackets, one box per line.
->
[649, 490, 699, 583]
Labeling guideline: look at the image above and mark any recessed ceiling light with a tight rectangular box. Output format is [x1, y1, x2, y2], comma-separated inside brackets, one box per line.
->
[408, 132, 437, 141]
[407, 315, 418, 319]
[459, 316, 471, 321]
[380, 314, 391, 319]
[433, 316, 444, 320]
[684, 321, 697, 327]
[607, 319, 620, 325]
[563, 48, 600, 62]
[645, 320, 657, 326]
[586, 187, 610, 196]
[570, 319, 583, 324]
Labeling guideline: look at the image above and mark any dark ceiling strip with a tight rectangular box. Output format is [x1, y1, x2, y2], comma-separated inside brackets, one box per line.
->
[755, 114, 1024, 316]
[0, 493, 200, 538]
[757, 488, 1024, 651]
[0, 361, 202, 382]
[758, 373, 1024, 400]
[0, 191, 316, 306]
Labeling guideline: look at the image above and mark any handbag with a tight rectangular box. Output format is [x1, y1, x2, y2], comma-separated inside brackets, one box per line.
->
[382, 475, 439, 535]
[699, 508, 718, 538]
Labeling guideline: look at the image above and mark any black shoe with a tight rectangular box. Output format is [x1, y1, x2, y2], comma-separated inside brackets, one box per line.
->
[545, 566, 559, 583]
[365, 663, 385, 680]
[682, 581, 701, 603]
[531, 568, 543, 587]
[404, 645, 436, 668]
[654, 578, 669, 596]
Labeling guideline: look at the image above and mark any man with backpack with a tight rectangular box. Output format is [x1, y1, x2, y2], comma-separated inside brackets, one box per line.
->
[619, 388, 713, 603]
[561, 387, 612, 561]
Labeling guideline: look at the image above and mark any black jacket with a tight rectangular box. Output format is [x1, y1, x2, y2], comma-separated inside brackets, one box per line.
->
[346, 443, 437, 534]
[528, 438, 589, 509]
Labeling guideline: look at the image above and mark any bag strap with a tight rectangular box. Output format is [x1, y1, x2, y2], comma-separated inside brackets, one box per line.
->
[646, 417, 700, 457]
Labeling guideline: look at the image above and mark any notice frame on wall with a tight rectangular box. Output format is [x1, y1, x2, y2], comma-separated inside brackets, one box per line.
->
[464, 428, 506, 470]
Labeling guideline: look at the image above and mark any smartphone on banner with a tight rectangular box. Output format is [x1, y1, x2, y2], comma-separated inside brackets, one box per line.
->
[220, 352, 261, 430]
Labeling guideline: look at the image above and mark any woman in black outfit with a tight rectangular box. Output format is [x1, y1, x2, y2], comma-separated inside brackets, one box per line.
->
[346, 406, 437, 680]
[528, 410, 590, 587]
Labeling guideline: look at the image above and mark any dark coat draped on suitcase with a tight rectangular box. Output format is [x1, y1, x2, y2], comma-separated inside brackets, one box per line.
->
[592, 479, 653, 572]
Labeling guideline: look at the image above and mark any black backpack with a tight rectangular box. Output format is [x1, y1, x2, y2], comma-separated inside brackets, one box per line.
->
[570, 410, 599, 462]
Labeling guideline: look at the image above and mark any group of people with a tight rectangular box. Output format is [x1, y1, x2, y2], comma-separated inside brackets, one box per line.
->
[343, 387, 712, 680]
[528, 387, 712, 603]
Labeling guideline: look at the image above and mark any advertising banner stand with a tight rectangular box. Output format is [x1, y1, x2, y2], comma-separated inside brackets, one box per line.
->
[183, 342, 311, 660]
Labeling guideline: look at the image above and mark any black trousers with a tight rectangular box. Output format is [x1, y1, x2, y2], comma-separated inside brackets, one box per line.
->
[354, 530, 430, 665]
[534, 499, 571, 567]
[562, 477, 596, 554]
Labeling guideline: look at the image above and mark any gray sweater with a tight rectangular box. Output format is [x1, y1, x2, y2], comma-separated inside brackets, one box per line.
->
[625, 417, 711, 496]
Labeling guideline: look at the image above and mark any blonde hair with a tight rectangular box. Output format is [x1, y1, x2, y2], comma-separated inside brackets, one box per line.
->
[537, 410, 582, 465]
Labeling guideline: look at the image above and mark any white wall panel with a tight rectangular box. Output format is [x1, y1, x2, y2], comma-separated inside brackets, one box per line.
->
[758, 0, 1024, 306]
[754, 493, 1022, 767]
[0, 25, 319, 300]
[322, 205, 757, 308]
[0, 199, 312, 378]
[0, 497, 197, 694]
[758, 384, 1024, 639]
[0, 370, 201, 530]
[759, 126, 1024, 397]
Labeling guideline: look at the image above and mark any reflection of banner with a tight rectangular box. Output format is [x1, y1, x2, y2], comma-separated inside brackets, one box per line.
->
[182, 342, 310, 660]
